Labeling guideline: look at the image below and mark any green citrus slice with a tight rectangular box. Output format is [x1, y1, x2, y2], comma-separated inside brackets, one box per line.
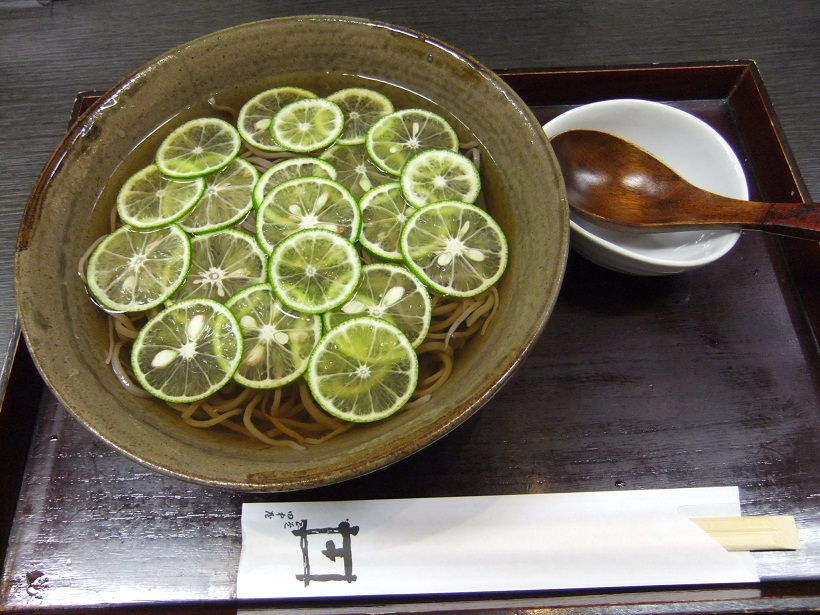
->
[178, 158, 258, 234]
[85, 224, 191, 312]
[400, 200, 508, 297]
[268, 228, 362, 314]
[271, 98, 344, 153]
[365, 108, 459, 175]
[323, 263, 432, 348]
[326, 87, 395, 145]
[306, 316, 419, 423]
[237, 86, 316, 152]
[115, 164, 205, 230]
[256, 176, 361, 253]
[253, 157, 337, 207]
[225, 284, 322, 389]
[170, 228, 266, 303]
[358, 182, 415, 261]
[156, 117, 241, 179]
[319, 143, 394, 200]
[400, 149, 480, 208]
[131, 298, 243, 403]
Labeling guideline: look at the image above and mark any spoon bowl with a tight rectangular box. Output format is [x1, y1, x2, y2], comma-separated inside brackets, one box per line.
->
[551, 129, 820, 241]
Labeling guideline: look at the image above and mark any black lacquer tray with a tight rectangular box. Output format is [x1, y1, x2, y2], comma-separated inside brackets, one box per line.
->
[2, 61, 818, 614]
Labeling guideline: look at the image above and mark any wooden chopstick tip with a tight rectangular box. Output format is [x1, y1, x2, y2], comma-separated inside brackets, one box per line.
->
[690, 516, 802, 552]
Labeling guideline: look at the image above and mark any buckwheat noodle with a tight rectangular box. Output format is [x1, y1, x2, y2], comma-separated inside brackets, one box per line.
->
[78, 101, 500, 449]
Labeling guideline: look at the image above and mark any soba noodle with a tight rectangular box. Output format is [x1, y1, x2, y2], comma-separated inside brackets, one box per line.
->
[97, 286, 498, 450]
[80, 98, 501, 449]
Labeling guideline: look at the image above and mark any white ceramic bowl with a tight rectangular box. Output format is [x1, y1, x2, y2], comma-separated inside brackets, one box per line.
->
[543, 99, 748, 275]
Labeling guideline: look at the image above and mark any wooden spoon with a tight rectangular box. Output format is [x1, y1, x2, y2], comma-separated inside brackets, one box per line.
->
[550, 129, 820, 240]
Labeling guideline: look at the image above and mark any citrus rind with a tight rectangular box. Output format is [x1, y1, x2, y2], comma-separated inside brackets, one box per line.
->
[225, 283, 322, 389]
[156, 117, 241, 179]
[131, 298, 243, 403]
[271, 98, 345, 153]
[116, 164, 205, 230]
[399, 200, 508, 298]
[400, 148, 481, 208]
[306, 316, 419, 423]
[323, 263, 432, 348]
[268, 228, 363, 314]
[85, 224, 192, 312]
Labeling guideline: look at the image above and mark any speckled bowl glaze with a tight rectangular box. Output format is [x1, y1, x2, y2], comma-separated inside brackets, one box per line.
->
[16, 16, 568, 491]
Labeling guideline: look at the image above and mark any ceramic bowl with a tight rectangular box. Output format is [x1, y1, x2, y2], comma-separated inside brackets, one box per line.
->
[15, 16, 568, 491]
[543, 99, 748, 276]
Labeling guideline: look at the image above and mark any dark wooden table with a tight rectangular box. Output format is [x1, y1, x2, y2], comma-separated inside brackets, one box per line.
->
[2, 2, 820, 613]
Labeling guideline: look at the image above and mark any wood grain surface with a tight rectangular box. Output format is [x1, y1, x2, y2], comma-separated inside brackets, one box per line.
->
[3, 233, 819, 612]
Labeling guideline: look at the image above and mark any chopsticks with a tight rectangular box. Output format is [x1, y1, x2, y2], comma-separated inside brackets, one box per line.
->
[691, 516, 802, 551]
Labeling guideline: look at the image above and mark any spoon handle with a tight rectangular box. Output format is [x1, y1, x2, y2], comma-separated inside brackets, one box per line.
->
[754, 202, 820, 240]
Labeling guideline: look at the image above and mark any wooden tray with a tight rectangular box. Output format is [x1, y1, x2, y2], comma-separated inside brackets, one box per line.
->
[2, 61, 819, 614]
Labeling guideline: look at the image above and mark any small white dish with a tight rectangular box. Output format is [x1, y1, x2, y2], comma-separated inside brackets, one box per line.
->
[544, 99, 749, 275]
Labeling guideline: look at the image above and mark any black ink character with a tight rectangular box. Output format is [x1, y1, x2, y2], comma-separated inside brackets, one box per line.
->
[292, 520, 359, 586]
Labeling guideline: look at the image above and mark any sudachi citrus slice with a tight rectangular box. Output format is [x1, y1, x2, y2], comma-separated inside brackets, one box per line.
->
[178, 157, 258, 234]
[170, 228, 266, 303]
[237, 86, 316, 152]
[271, 98, 344, 153]
[358, 182, 415, 261]
[131, 298, 243, 403]
[252, 157, 337, 208]
[323, 263, 432, 348]
[225, 284, 322, 389]
[326, 87, 394, 145]
[400, 200, 508, 298]
[255, 176, 361, 253]
[268, 228, 362, 314]
[319, 142, 394, 200]
[306, 316, 418, 423]
[400, 148, 480, 208]
[365, 108, 459, 175]
[85, 224, 191, 312]
[116, 164, 205, 230]
[156, 117, 241, 179]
